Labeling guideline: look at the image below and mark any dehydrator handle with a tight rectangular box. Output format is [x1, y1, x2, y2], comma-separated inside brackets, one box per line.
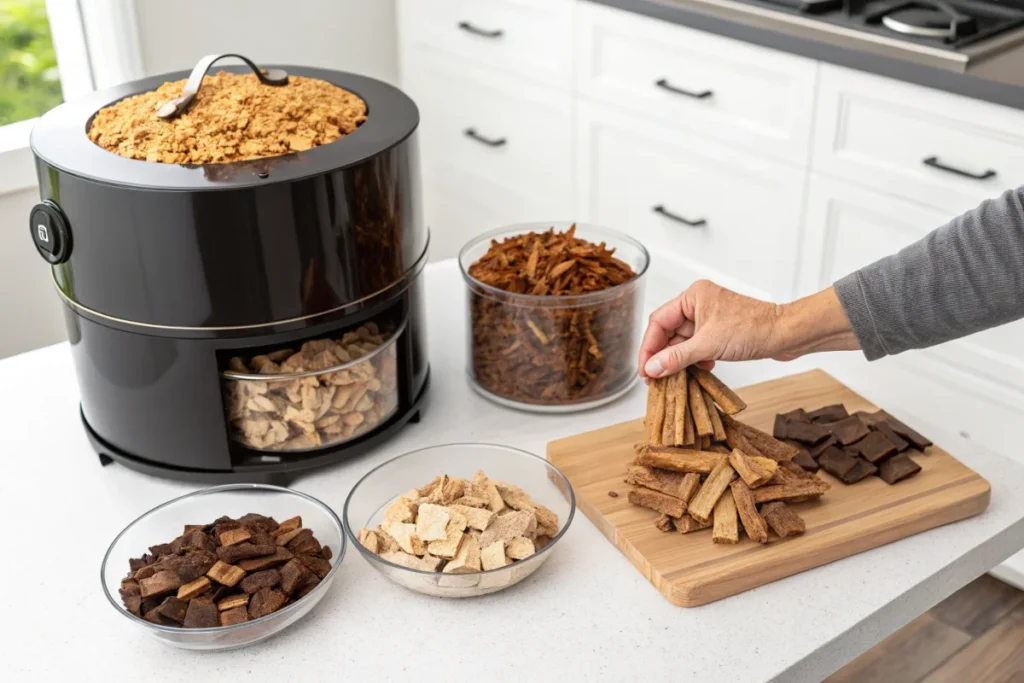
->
[157, 53, 289, 120]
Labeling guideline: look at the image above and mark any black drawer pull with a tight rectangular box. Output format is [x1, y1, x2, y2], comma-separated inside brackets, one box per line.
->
[922, 156, 996, 180]
[458, 21, 504, 38]
[653, 205, 706, 227]
[655, 78, 712, 100]
[464, 128, 507, 147]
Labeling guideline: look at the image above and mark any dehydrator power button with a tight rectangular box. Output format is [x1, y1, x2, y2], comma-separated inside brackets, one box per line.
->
[29, 200, 71, 265]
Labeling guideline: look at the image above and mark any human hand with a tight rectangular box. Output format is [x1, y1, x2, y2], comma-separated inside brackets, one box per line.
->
[638, 281, 858, 379]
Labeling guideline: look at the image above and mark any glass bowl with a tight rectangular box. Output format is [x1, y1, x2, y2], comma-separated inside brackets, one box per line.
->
[459, 222, 649, 413]
[101, 484, 345, 651]
[343, 443, 575, 598]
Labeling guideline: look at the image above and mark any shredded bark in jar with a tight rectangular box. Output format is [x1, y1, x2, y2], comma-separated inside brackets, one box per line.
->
[88, 72, 367, 164]
[466, 225, 640, 405]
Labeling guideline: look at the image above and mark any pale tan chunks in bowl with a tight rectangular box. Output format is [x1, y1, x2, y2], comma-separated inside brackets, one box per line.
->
[357, 470, 558, 579]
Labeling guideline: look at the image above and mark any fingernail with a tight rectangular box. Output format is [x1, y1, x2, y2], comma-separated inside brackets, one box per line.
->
[645, 357, 664, 377]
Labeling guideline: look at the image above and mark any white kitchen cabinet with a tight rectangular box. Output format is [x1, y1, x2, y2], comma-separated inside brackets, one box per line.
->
[397, 0, 573, 90]
[576, 102, 806, 302]
[402, 50, 574, 260]
[423, 164, 571, 262]
[576, 2, 818, 166]
[813, 64, 1024, 215]
[801, 174, 1024, 455]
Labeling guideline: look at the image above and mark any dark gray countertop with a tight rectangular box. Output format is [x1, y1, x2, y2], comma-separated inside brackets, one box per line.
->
[588, 0, 1024, 111]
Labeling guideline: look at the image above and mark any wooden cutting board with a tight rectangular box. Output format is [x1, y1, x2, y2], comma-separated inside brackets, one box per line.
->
[547, 369, 991, 607]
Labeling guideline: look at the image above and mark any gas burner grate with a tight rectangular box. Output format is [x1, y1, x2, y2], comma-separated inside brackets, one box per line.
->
[866, 1, 976, 42]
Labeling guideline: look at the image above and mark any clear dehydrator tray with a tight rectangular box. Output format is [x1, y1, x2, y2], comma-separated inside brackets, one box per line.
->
[220, 318, 406, 453]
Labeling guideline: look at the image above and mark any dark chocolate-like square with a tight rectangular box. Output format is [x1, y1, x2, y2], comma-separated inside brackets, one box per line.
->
[808, 404, 849, 423]
[793, 451, 820, 473]
[840, 459, 878, 484]
[857, 431, 899, 463]
[807, 435, 837, 460]
[818, 447, 859, 478]
[879, 453, 922, 484]
[779, 408, 812, 424]
[877, 412, 933, 451]
[828, 415, 872, 446]
[774, 416, 832, 445]
[874, 421, 910, 452]
[781, 438, 811, 458]
[854, 410, 884, 426]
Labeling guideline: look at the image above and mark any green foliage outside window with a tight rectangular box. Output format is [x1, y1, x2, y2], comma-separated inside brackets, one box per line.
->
[0, 0, 62, 127]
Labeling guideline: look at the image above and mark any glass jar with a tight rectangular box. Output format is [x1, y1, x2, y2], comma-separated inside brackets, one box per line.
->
[459, 222, 649, 413]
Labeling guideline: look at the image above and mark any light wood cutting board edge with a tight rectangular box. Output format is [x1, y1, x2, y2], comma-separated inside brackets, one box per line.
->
[546, 369, 991, 607]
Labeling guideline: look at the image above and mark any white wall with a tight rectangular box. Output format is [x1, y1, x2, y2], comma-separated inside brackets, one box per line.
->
[0, 0, 399, 359]
[0, 187, 68, 358]
[134, 0, 399, 83]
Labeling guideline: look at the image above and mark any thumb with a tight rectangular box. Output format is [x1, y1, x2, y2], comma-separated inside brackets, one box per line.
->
[643, 335, 714, 378]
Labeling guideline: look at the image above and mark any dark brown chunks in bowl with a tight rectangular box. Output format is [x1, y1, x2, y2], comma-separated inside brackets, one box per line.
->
[120, 513, 331, 628]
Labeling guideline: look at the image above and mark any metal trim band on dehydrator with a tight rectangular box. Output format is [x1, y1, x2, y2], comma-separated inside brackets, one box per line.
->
[49, 236, 431, 337]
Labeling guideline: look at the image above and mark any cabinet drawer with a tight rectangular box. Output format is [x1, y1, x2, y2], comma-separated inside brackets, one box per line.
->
[576, 102, 805, 302]
[813, 65, 1024, 214]
[801, 174, 1024, 392]
[403, 51, 573, 212]
[397, 0, 572, 88]
[575, 2, 817, 165]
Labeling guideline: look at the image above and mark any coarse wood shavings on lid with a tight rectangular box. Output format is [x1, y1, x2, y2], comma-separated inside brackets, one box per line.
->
[88, 72, 367, 165]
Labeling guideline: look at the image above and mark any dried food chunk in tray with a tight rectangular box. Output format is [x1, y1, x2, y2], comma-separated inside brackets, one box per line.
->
[222, 316, 402, 452]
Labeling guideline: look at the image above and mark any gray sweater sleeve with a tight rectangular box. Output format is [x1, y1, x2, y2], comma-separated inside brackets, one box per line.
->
[833, 185, 1024, 361]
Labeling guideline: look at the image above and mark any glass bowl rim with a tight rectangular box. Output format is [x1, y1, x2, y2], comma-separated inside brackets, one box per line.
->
[342, 442, 576, 577]
[100, 483, 346, 636]
[220, 318, 408, 381]
[457, 222, 651, 305]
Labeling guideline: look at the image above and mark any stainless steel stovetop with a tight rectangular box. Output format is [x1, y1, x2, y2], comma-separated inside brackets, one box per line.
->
[671, 0, 1024, 71]
[754, 0, 1024, 50]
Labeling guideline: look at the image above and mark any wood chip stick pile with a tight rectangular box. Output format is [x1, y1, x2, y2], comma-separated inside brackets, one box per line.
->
[627, 368, 932, 545]
[628, 367, 828, 544]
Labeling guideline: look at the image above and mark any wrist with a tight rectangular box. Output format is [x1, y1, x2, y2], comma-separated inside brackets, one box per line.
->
[771, 288, 859, 359]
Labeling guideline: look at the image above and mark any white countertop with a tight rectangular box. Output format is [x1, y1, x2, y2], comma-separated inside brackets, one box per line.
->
[4, 261, 1024, 683]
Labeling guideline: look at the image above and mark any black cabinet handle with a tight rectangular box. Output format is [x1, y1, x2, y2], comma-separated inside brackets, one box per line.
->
[458, 21, 504, 38]
[653, 205, 706, 227]
[922, 156, 996, 180]
[464, 128, 507, 147]
[655, 78, 712, 100]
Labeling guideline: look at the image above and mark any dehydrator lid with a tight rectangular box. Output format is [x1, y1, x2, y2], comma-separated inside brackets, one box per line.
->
[30, 65, 418, 192]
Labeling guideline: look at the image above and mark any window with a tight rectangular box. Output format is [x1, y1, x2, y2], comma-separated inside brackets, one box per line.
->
[0, 0, 63, 127]
[0, 0, 143, 194]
